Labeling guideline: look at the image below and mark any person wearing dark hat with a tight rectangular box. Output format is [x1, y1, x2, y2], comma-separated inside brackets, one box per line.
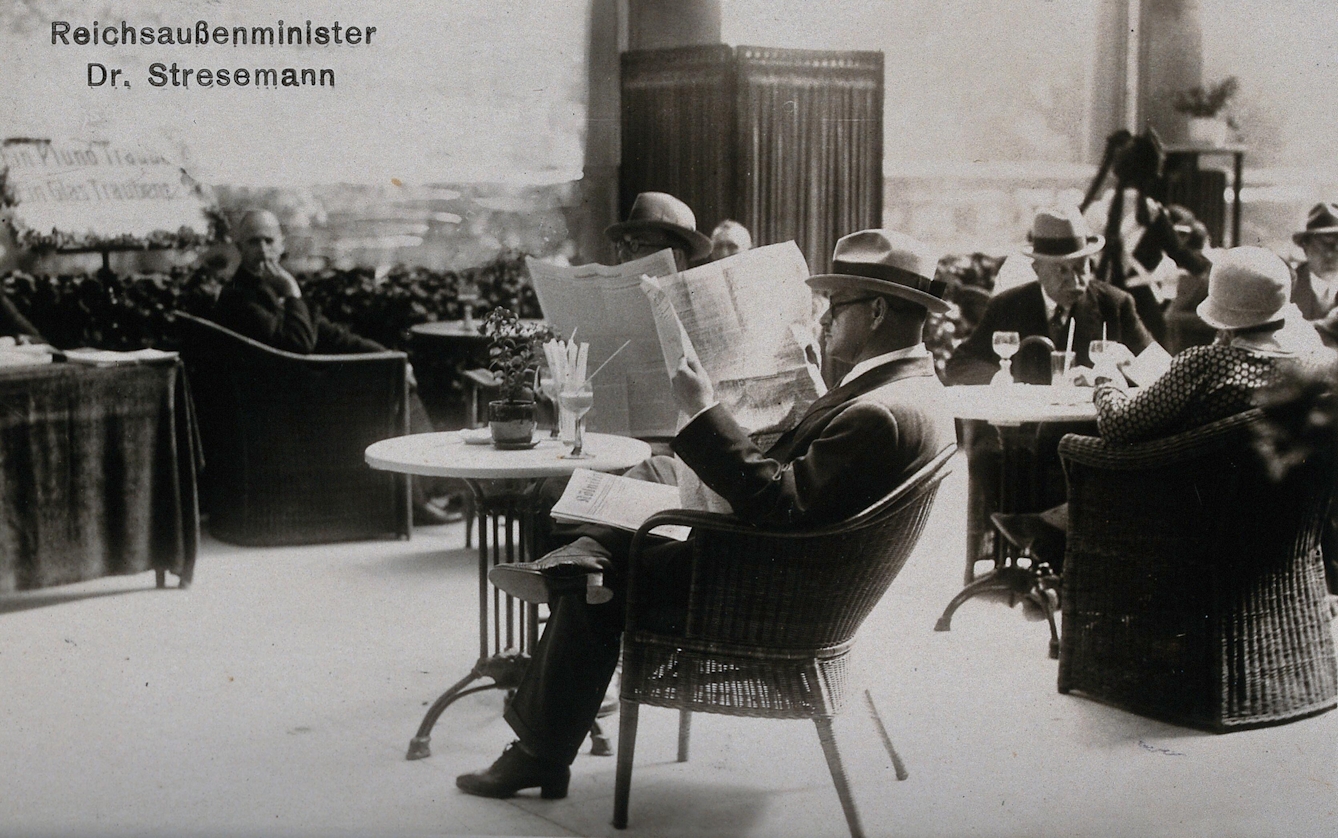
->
[605, 192, 711, 270]
[1291, 202, 1338, 321]
[454, 229, 954, 801]
[944, 207, 1156, 385]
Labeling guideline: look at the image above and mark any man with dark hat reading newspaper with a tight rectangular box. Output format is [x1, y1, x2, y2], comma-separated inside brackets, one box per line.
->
[605, 191, 712, 269]
[455, 229, 954, 801]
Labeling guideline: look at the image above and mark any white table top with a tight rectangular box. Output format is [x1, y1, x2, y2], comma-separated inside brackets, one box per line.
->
[943, 384, 1099, 426]
[365, 431, 651, 479]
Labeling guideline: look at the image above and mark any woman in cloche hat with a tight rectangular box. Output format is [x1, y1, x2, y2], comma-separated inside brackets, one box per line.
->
[994, 246, 1326, 571]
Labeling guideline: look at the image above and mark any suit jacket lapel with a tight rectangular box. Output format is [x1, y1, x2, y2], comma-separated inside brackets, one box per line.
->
[767, 356, 936, 457]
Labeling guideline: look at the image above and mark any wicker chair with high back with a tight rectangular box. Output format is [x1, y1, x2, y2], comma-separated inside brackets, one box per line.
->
[1057, 409, 1338, 731]
[175, 312, 412, 546]
[612, 445, 956, 838]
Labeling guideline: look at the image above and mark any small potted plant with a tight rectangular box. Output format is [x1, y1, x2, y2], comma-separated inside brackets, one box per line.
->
[1173, 76, 1239, 147]
[482, 307, 554, 447]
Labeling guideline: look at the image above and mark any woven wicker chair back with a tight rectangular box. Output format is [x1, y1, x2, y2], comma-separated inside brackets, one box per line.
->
[175, 312, 411, 546]
[1058, 410, 1338, 730]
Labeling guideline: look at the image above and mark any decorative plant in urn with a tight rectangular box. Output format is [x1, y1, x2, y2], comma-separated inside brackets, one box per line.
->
[1173, 76, 1239, 146]
[482, 307, 555, 447]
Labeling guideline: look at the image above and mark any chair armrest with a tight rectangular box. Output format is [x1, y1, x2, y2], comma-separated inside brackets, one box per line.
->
[1059, 409, 1263, 471]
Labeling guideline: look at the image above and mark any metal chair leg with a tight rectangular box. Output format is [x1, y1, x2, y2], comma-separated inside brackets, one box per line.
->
[815, 716, 865, 838]
[612, 700, 640, 829]
[676, 708, 691, 762]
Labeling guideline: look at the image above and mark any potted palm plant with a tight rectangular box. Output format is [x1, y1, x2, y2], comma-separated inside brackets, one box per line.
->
[482, 307, 555, 447]
[1174, 76, 1239, 147]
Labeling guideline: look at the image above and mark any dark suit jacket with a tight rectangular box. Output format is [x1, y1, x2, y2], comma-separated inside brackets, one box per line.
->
[1291, 263, 1335, 321]
[212, 268, 386, 355]
[1, 294, 44, 343]
[673, 354, 953, 529]
[944, 280, 1154, 385]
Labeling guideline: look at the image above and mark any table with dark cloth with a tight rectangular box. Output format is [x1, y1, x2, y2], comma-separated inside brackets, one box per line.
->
[0, 360, 200, 592]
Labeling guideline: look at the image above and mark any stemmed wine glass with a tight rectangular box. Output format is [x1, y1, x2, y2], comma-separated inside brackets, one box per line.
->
[992, 331, 1020, 386]
[557, 382, 595, 459]
[458, 279, 481, 332]
[538, 369, 562, 439]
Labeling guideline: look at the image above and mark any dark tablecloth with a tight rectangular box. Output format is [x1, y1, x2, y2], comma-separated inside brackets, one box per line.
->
[0, 360, 200, 592]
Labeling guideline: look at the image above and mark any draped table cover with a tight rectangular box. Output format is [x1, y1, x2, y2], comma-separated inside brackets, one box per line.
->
[0, 360, 200, 592]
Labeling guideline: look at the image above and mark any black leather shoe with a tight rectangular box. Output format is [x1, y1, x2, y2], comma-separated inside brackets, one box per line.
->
[456, 742, 570, 799]
[488, 551, 613, 605]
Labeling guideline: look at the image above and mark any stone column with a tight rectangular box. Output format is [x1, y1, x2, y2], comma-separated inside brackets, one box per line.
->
[1087, 0, 1204, 160]
[572, 0, 625, 267]
[1138, 0, 1204, 145]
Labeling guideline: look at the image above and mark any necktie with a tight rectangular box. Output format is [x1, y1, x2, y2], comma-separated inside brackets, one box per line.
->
[1049, 306, 1068, 346]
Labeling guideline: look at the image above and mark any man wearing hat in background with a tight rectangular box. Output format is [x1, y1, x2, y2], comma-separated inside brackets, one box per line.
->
[606, 191, 712, 270]
[944, 207, 1157, 573]
[944, 207, 1156, 385]
[1291, 202, 1338, 321]
[455, 229, 954, 801]
[994, 246, 1326, 573]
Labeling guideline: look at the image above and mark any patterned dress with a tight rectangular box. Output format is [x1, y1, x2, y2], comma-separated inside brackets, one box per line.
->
[1094, 344, 1291, 444]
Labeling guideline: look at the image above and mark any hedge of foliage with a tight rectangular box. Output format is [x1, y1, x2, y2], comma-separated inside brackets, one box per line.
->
[925, 252, 1004, 379]
[1, 250, 541, 352]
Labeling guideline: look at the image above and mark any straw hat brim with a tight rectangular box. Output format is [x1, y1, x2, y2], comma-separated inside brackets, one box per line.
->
[1021, 235, 1105, 262]
[1292, 226, 1338, 245]
[805, 273, 951, 314]
[604, 219, 712, 261]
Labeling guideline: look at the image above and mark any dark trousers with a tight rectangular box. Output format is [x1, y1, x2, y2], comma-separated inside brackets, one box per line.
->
[504, 457, 690, 766]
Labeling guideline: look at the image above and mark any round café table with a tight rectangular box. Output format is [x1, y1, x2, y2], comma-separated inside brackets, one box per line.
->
[935, 384, 1099, 659]
[366, 430, 652, 760]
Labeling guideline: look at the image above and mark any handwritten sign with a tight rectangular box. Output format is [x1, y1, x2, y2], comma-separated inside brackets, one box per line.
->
[1, 138, 215, 250]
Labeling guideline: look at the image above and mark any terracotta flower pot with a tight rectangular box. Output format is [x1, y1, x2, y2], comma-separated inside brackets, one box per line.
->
[488, 400, 537, 447]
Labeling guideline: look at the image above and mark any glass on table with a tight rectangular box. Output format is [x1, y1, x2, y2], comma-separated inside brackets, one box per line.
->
[991, 331, 1020, 386]
[1050, 350, 1076, 386]
[538, 370, 562, 439]
[557, 382, 595, 459]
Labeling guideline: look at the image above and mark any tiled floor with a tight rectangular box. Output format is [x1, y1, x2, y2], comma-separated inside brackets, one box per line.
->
[2, 454, 1336, 837]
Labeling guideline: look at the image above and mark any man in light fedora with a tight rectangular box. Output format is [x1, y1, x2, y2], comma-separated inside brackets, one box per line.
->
[944, 206, 1156, 385]
[455, 230, 954, 801]
[1291, 202, 1338, 321]
[605, 191, 712, 270]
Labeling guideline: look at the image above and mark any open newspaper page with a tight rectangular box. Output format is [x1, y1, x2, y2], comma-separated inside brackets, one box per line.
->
[528, 250, 681, 437]
[550, 468, 691, 541]
[643, 241, 826, 438]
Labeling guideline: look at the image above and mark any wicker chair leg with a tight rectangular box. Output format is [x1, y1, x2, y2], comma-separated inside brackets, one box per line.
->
[613, 700, 640, 829]
[677, 709, 691, 762]
[814, 716, 866, 838]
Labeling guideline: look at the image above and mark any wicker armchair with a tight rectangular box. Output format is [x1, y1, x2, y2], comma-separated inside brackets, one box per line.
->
[613, 446, 956, 838]
[176, 312, 412, 546]
[1057, 410, 1338, 731]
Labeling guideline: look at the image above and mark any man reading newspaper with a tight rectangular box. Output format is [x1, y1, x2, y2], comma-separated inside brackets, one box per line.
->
[457, 230, 955, 801]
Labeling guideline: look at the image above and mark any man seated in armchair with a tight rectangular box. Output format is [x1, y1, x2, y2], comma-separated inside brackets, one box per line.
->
[454, 229, 955, 800]
[210, 209, 455, 525]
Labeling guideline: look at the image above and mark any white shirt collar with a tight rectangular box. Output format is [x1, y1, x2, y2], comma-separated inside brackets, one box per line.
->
[1040, 284, 1062, 320]
[838, 344, 930, 388]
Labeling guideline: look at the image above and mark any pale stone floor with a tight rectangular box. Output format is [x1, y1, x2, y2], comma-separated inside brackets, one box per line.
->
[2, 453, 1337, 838]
